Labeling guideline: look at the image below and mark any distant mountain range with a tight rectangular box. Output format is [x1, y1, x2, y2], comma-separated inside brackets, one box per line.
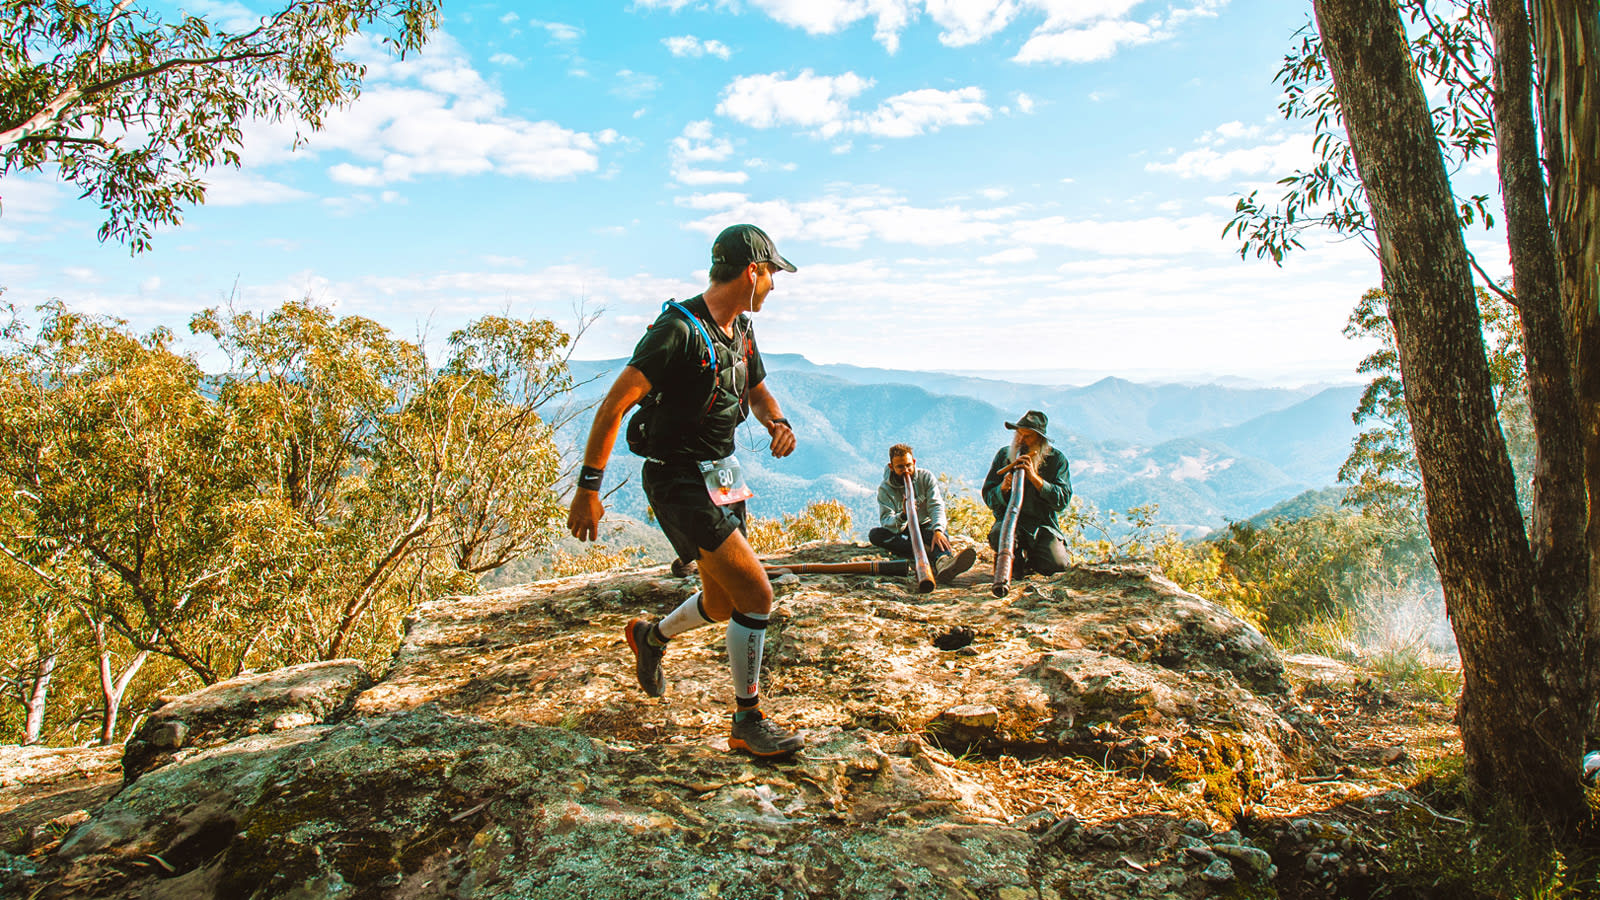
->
[562, 355, 1365, 539]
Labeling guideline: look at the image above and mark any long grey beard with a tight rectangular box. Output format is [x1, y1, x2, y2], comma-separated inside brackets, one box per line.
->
[1007, 433, 1047, 461]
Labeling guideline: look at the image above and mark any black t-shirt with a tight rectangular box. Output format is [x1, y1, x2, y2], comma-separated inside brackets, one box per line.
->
[626, 295, 766, 463]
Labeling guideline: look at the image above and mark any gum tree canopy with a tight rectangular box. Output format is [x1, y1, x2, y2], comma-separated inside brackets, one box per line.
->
[0, 0, 441, 251]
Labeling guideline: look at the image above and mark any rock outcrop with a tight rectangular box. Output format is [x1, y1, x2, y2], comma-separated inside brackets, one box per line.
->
[12, 543, 1385, 899]
[121, 659, 373, 784]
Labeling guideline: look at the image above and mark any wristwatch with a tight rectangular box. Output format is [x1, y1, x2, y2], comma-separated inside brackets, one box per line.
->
[769, 417, 791, 429]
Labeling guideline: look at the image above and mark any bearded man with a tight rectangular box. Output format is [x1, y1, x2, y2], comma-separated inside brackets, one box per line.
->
[981, 410, 1072, 576]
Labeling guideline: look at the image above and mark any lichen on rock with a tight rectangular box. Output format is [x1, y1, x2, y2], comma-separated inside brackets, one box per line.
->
[20, 543, 1324, 899]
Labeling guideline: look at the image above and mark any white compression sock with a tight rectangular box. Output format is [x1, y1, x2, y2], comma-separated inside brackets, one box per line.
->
[727, 610, 768, 701]
[658, 591, 712, 640]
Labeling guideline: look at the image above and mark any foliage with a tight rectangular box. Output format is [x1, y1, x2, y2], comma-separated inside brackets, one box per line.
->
[543, 544, 648, 579]
[1371, 767, 1600, 899]
[1063, 494, 1438, 643]
[1366, 642, 1463, 704]
[746, 500, 854, 554]
[0, 298, 575, 745]
[1063, 500, 1163, 563]
[0, 0, 440, 251]
[0, 302, 257, 687]
[1339, 285, 1534, 521]
[1207, 512, 1432, 640]
[937, 474, 991, 543]
[1225, 1, 1499, 272]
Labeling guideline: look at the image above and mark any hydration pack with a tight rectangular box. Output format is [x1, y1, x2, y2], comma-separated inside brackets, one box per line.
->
[625, 300, 752, 458]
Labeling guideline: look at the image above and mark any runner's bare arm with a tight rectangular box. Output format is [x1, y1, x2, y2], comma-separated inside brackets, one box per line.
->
[748, 381, 795, 458]
[567, 366, 654, 541]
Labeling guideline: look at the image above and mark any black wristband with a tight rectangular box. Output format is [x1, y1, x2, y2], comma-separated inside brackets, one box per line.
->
[769, 417, 791, 429]
[577, 465, 605, 491]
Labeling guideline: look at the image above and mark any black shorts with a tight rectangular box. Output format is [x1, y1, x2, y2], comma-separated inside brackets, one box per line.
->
[643, 461, 748, 562]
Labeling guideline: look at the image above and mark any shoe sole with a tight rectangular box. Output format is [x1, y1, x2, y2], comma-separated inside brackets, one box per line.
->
[624, 619, 664, 697]
[729, 736, 803, 758]
[936, 548, 979, 584]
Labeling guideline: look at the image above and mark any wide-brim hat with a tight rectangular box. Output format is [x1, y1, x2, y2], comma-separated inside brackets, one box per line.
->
[711, 223, 797, 272]
[1005, 410, 1049, 438]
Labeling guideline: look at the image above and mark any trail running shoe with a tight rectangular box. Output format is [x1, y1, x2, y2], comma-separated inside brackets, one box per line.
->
[935, 547, 978, 585]
[625, 618, 666, 697]
[729, 710, 804, 758]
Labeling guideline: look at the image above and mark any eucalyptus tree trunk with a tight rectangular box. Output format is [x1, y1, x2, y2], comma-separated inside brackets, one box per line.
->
[1485, 0, 1588, 656]
[1314, 0, 1590, 827]
[22, 650, 56, 745]
[1529, 0, 1600, 689]
[89, 617, 152, 745]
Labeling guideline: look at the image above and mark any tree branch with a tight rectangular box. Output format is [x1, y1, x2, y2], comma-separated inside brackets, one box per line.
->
[1468, 251, 1519, 305]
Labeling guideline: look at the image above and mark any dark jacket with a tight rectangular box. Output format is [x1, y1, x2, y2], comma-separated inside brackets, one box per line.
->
[982, 444, 1072, 541]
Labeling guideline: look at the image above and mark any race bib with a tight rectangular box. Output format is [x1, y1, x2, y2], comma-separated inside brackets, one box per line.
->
[698, 454, 753, 506]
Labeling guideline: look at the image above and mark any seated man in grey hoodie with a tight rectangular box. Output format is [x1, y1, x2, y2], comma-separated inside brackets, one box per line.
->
[869, 443, 977, 584]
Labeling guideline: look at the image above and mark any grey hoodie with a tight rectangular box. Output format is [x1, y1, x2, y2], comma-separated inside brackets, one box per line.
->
[877, 466, 948, 534]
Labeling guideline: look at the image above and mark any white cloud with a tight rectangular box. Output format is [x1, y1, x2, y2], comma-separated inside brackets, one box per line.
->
[746, 0, 917, 52]
[677, 0, 1225, 62]
[718, 72, 989, 140]
[1202, 121, 1265, 144]
[718, 70, 873, 130]
[663, 35, 733, 59]
[981, 246, 1038, 264]
[670, 120, 750, 185]
[530, 20, 582, 42]
[327, 163, 385, 187]
[183, 0, 260, 31]
[613, 69, 662, 99]
[851, 86, 990, 137]
[675, 187, 1007, 247]
[1014, 17, 1157, 63]
[236, 34, 605, 186]
[489, 52, 521, 67]
[0, 177, 64, 227]
[925, 0, 1020, 46]
[1145, 133, 1316, 180]
[315, 91, 601, 184]
[1010, 214, 1230, 256]
[202, 168, 314, 206]
[499, 12, 518, 23]
[1166, 0, 1227, 28]
[1015, 91, 1035, 114]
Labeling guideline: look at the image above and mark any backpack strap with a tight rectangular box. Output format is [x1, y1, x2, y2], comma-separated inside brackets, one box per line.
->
[661, 299, 725, 417]
[663, 300, 716, 372]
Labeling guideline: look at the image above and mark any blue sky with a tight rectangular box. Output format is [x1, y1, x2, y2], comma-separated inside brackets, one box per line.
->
[1, 0, 1508, 384]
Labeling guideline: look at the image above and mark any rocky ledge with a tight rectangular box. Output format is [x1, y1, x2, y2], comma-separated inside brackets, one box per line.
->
[3, 542, 1451, 899]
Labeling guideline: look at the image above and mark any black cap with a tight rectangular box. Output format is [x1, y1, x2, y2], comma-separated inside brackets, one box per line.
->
[711, 224, 797, 272]
[1005, 410, 1049, 438]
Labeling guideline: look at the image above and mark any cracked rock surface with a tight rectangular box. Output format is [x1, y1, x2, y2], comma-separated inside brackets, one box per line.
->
[3, 543, 1454, 899]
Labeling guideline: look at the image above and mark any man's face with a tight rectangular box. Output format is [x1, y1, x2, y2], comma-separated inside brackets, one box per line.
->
[889, 453, 916, 478]
[749, 262, 776, 311]
[1016, 428, 1042, 452]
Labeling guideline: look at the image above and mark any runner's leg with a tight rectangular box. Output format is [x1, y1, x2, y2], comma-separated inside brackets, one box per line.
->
[698, 529, 802, 755]
[698, 529, 772, 708]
